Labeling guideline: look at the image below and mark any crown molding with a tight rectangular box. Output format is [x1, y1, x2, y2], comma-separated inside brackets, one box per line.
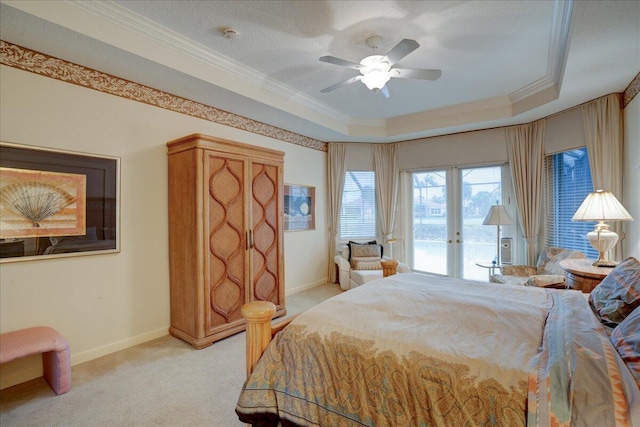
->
[509, 0, 573, 105]
[67, 0, 575, 138]
[3, 0, 576, 141]
[67, 0, 352, 125]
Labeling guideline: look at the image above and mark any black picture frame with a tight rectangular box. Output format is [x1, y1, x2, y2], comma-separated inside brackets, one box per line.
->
[0, 142, 120, 262]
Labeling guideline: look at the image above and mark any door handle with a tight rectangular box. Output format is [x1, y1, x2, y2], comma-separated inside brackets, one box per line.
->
[249, 230, 254, 249]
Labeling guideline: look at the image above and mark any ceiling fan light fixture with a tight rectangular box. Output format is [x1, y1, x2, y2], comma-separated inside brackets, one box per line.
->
[359, 55, 391, 91]
[361, 69, 390, 91]
[319, 38, 440, 96]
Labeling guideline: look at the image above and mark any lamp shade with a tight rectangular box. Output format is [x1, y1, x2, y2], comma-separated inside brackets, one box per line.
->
[360, 55, 391, 91]
[483, 205, 514, 226]
[571, 190, 633, 222]
[572, 190, 633, 267]
[361, 69, 390, 90]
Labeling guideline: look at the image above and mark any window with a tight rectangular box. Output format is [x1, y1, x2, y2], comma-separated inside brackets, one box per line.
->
[544, 148, 598, 258]
[340, 171, 376, 239]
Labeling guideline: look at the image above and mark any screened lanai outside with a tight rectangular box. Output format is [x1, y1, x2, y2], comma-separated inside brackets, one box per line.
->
[411, 166, 506, 281]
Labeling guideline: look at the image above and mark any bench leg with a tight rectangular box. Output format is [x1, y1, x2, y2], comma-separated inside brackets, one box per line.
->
[43, 347, 71, 395]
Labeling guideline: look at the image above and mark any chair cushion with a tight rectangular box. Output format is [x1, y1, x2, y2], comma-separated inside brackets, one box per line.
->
[351, 269, 383, 286]
[501, 265, 537, 277]
[525, 274, 566, 288]
[351, 256, 382, 270]
[537, 247, 585, 275]
[490, 274, 528, 286]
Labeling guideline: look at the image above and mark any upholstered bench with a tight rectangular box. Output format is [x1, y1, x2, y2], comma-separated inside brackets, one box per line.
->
[0, 326, 71, 395]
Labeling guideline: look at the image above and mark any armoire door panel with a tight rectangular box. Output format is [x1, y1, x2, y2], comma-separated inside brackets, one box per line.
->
[206, 154, 246, 331]
[250, 162, 282, 307]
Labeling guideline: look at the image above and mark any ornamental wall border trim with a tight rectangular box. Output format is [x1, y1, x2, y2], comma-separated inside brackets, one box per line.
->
[0, 40, 327, 152]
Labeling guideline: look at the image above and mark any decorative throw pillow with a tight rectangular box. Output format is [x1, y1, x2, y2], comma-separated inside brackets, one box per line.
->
[351, 256, 382, 270]
[589, 257, 640, 327]
[610, 307, 640, 387]
[347, 240, 382, 260]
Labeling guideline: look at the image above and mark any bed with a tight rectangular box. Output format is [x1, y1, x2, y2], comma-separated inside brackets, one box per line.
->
[236, 257, 640, 426]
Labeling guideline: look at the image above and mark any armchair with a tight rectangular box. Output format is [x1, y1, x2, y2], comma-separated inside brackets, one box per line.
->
[490, 247, 586, 287]
[334, 244, 411, 291]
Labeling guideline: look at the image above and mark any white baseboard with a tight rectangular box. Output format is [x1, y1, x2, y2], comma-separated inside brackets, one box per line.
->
[0, 363, 42, 390]
[0, 327, 169, 390]
[71, 327, 168, 365]
[286, 277, 329, 295]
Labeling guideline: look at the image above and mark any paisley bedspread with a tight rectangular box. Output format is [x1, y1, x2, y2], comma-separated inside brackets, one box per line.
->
[236, 273, 640, 426]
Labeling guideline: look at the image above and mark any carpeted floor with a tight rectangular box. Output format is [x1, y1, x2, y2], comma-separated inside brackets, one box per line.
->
[0, 283, 343, 426]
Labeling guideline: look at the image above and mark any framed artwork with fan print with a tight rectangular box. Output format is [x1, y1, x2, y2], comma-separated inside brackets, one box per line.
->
[0, 142, 120, 262]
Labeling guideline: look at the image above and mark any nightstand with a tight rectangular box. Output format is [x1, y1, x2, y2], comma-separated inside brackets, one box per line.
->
[559, 259, 611, 293]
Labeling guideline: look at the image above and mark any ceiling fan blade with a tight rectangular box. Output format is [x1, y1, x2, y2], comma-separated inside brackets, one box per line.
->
[379, 85, 390, 99]
[321, 75, 362, 93]
[391, 68, 442, 80]
[319, 56, 363, 69]
[384, 39, 419, 65]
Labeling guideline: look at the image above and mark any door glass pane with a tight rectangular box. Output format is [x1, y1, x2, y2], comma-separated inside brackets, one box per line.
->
[460, 166, 503, 281]
[412, 171, 447, 275]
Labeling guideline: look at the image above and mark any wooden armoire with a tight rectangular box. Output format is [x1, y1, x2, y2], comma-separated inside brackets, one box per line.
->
[167, 134, 286, 349]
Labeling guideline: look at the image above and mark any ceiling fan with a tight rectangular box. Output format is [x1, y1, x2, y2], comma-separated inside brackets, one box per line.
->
[319, 36, 442, 98]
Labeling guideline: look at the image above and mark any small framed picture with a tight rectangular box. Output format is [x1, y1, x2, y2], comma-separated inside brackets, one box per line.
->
[284, 184, 315, 231]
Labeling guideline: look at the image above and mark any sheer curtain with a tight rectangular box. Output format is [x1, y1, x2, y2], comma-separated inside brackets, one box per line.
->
[582, 93, 625, 261]
[372, 144, 399, 254]
[327, 143, 347, 283]
[506, 120, 546, 265]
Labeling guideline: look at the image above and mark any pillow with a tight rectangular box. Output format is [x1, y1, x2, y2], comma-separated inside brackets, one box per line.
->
[610, 307, 640, 387]
[589, 257, 640, 327]
[347, 240, 383, 260]
[351, 256, 382, 270]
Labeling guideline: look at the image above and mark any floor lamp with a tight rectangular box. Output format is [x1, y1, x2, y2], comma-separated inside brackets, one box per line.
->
[483, 204, 514, 265]
[386, 238, 404, 260]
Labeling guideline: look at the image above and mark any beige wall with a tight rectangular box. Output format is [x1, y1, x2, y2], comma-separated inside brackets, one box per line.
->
[0, 65, 328, 388]
[344, 97, 637, 265]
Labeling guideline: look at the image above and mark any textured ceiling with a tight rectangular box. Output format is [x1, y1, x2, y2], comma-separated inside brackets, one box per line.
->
[1, 0, 638, 143]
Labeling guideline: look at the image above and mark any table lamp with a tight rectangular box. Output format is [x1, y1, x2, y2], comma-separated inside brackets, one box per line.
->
[571, 190, 633, 267]
[483, 204, 514, 265]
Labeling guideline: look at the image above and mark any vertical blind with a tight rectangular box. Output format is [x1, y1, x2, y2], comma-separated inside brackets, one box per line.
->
[340, 171, 377, 239]
[544, 148, 598, 258]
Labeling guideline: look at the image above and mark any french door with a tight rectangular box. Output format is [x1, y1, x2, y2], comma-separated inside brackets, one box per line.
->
[411, 165, 504, 280]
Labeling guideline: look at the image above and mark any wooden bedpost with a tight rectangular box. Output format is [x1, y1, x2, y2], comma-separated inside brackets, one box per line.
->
[241, 301, 276, 377]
